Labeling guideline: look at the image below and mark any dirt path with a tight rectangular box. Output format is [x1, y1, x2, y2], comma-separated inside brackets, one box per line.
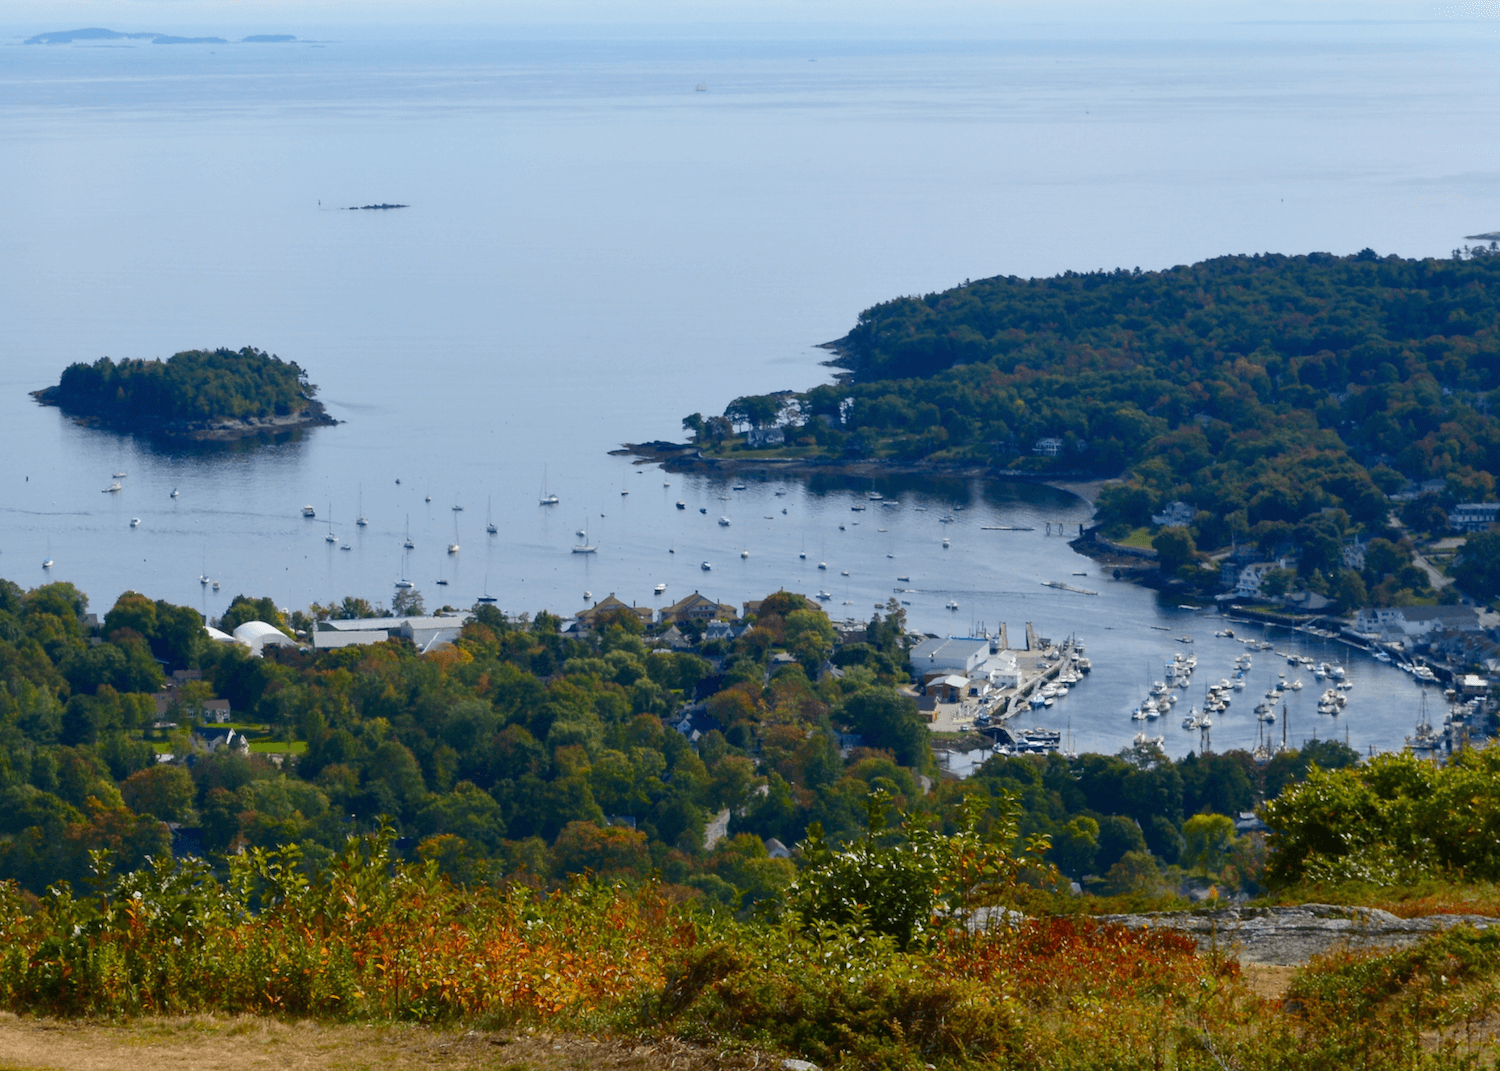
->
[0, 1015, 756, 1071]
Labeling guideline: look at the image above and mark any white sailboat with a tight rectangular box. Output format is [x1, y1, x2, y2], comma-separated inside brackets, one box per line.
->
[572, 520, 596, 553]
[403, 515, 415, 549]
[325, 503, 337, 544]
[356, 484, 368, 527]
[539, 466, 559, 506]
[447, 515, 460, 554]
[486, 496, 497, 535]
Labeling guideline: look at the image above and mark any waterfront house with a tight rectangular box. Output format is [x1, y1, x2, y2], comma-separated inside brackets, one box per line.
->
[1354, 605, 1483, 639]
[1232, 562, 1284, 599]
[1150, 500, 1196, 528]
[746, 426, 785, 448]
[660, 591, 738, 625]
[578, 594, 655, 629]
[1032, 437, 1064, 457]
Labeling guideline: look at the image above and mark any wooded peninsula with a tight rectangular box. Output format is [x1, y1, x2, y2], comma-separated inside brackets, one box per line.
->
[670, 247, 1500, 608]
[32, 346, 336, 442]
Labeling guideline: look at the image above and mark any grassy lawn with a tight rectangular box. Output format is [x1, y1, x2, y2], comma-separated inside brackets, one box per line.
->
[1115, 526, 1156, 550]
[248, 740, 307, 755]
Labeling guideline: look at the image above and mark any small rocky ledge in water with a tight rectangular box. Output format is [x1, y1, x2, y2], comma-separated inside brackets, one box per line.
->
[348, 204, 408, 211]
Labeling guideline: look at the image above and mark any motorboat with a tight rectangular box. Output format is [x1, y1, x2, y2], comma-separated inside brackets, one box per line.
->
[817, 590, 832, 600]
[395, 579, 414, 590]
[170, 488, 179, 498]
[699, 507, 707, 515]
[718, 517, 731, 526]
[584, 590, 592, 600]
[654, 583, 667, 594]
[946, 600, 959, 610]
[897, 575, 910, 582]
[676, 501, 686, 509]
[302, 505, 316, 517]
[1289, 679, 1303, 690]
[701, 561, 711, 571]
[212, 581, 220, 591]
[129, 518, 140, 528]
[818, 562, 827, 570]
[742, 550, 750, 559]
[732, 484, 746, 491]
[942, 538, 950, 548]
[103, 483, 122, 493]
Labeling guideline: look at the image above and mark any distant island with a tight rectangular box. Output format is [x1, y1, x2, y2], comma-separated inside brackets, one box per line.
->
[24, 28, 296, 45]
[32, 346, 337, 442]
[347, 204, 408, 211]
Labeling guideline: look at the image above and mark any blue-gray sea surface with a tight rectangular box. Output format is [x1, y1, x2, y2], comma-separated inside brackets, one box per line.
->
[0, 20, 1490, 757]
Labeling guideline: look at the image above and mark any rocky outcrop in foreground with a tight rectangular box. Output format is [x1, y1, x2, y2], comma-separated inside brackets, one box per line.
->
[1099, 904, 1496, 965]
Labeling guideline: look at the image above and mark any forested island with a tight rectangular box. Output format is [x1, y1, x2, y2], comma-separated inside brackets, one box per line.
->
[32, 346, 336, 442]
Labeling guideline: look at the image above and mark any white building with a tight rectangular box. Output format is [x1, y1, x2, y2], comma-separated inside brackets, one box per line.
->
[1233, 563, 1283, 599]
[911, 636, 992, 677]
[230, 621, 295, 657]
[1151, 500, 1196, 528]
[1032, 437, 1064, 457]
[746, 426, 785, 448]
[1452, 502, 1500, 533]
[1354, 605, 1482, 639]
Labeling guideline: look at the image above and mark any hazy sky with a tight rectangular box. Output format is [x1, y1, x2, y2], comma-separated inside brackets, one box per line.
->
[0, 0, 1467, 32]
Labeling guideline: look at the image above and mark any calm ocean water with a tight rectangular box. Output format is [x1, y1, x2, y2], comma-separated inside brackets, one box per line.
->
[1, 20, 1494, 756]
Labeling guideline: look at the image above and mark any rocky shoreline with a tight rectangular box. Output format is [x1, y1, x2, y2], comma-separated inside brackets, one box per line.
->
[31, 387, 339, 443]
[617, 439, 1104, 487]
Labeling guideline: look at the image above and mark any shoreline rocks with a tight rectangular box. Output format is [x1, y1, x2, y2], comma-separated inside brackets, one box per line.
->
[31, 387, 338, 443]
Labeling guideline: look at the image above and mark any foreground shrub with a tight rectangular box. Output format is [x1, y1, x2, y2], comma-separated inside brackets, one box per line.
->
[0, 825, 687, 1020]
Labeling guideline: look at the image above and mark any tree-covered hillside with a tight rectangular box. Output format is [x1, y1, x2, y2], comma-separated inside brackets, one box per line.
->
[698, 249, 1500, 554]
[38, 346, 318, 424]
[0, 577, 1349, 907]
